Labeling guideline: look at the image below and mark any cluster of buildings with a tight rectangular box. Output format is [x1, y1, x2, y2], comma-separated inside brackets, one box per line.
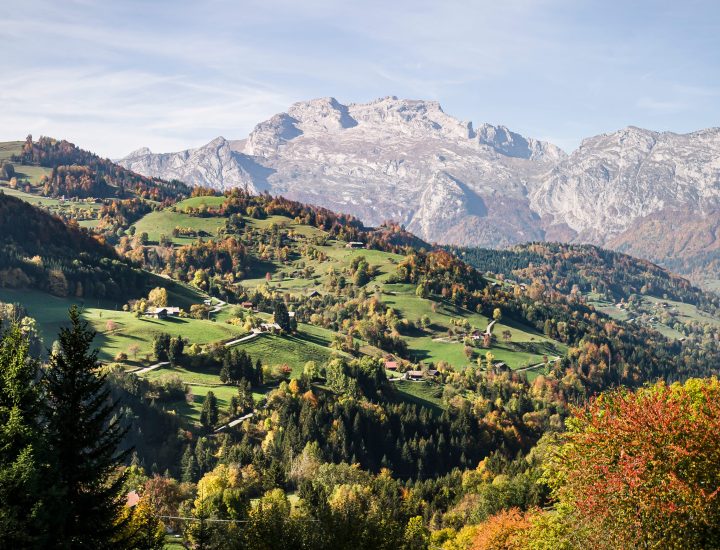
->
[384, 358, 439, 381]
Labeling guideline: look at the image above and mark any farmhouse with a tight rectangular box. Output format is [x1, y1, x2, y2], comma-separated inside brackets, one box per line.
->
[146, 306, 181, 319]
[405, 370, 424, 381]
[385, 360, 398, 371]
[306, 289, 321, 298]
[345, 241, 364, 249]
[260, 322, 282, 333]
[241, 301, 254, 310]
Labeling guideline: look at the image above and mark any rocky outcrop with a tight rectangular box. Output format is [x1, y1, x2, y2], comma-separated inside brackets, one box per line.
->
[530, 126, 720, 244]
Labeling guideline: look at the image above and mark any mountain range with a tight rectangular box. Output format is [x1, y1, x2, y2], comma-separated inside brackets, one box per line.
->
[117, 96, 720, 280]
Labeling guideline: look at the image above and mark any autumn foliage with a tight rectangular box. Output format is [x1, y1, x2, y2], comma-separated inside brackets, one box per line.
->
[470, 507, 532, 550]
[546, 378, 720, 549]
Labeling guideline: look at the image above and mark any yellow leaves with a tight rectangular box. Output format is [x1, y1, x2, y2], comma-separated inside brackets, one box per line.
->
[195, 463, 243, 508]
[147, 286, 168, 307]
[329, 483, 373, 514]
[261, 429, 275, 454]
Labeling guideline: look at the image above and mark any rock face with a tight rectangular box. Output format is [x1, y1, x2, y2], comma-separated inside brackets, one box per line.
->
[531, 126, 720, 244]
[118, 97, 563, 247]
[118, 136, 271, 194]
[117, 96, 720, 275]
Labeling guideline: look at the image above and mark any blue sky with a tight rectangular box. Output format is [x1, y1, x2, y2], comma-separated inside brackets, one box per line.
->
[1, 0, 719, 157]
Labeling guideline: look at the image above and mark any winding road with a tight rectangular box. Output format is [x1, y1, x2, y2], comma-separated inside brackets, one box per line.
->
[133, 361, 169, 375]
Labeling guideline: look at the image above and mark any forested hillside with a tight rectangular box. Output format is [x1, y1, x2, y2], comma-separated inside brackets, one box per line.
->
[0, 191, 150, 300]
[451, 242, 715, 306]
[8, 135, 189, 201]
[2, 178, 719, 549]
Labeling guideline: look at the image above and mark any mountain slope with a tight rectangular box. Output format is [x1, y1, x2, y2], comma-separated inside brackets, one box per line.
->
[608, 208, 720, 281]
[533, 126, 720, 244]
[116, 97, 720, 278]
[0, 191, 199, 304]
[11, 135, 190, 201]
[119, 97, 563, 248]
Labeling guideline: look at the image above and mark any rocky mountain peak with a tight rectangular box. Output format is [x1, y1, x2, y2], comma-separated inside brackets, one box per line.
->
[286, 97, 357, 132]
[124, 146, 153, 159]
[115, 97, 720, 277]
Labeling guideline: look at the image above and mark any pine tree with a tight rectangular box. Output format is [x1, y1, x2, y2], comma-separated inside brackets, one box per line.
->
[200, 391, 218, 429]
[273, 301, 291, 332]
[167, 336, 184, 366]
[0, 324, 51, 548]
[44, 306, 131, 546]
[180, 445, 198, 483]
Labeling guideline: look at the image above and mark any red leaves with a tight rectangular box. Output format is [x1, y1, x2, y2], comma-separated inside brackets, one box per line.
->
[551, 379, 720, 547]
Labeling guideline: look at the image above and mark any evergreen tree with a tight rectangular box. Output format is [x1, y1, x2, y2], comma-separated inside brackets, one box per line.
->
[44, 306, 131, 546]
[180, 445, 198, 483]
[167, 336, 185, 366]
[273, 301, 291, 332]
[152, 333, 171, 362]
[200, 391, 218, 429]
[0, 324, 51, 548]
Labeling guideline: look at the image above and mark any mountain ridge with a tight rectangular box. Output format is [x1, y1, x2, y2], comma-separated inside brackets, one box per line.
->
[116, 97, 720, 278]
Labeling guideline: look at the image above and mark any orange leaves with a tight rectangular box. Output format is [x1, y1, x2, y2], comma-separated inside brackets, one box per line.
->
[470, 507, 533, 550]
[549, 378, 720, 548]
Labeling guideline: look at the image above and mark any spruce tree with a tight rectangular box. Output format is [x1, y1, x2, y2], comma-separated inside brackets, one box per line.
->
[200, 391, 218, 429]
[167, 336, 184, 366]
[273, 302, 291, 332]
[44, 306, 131, 546]
[180, 445, 198, 483]
[0, 324, 51, 548]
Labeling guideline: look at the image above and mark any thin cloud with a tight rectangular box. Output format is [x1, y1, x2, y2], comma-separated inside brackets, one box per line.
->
[1, 0, 719, 155]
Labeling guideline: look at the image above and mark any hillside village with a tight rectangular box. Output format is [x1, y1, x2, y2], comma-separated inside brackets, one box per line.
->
[1, 136, 720, 548]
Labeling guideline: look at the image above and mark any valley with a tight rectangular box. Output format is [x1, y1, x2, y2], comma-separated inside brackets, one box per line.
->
[2, 135, 719, 549]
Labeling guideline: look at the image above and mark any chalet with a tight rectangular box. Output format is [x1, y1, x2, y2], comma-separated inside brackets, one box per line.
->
[385, 360, 399, 371]
[405, 370, 424, 381]
[260, 322, 282, 333]
[426, 369, 439, 377]
[240, 301, 254, 310]
[345, 241, 364, 249]
[306, 289, 321, 298]
[146, 307, 181, 319]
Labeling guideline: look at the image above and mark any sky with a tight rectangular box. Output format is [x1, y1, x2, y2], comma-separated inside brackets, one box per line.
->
[1, 0, 719, 158]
